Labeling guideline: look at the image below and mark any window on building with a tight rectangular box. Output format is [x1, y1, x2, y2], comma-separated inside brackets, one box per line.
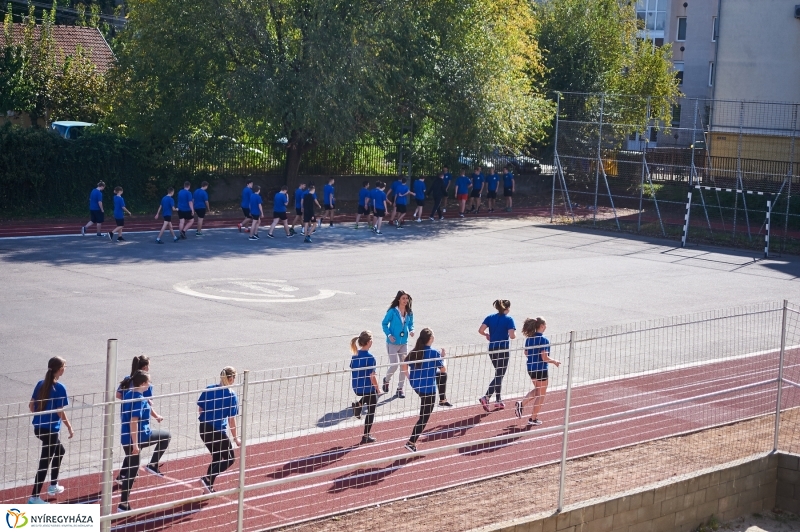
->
[676, 17, 687, 41]
[671, 105, 682, 128]
[674, 62, 684, 85]
[636, 0, 666, 32]
[708, 62, 715, 86]
[711, 16, 718, 42]
[649, 128, 658, 143]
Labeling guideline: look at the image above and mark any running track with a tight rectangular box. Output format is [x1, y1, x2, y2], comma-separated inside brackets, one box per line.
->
[1, 347, 797, 531]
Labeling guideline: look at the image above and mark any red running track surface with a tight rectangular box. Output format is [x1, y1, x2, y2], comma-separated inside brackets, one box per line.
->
[1, 349, 797, 531]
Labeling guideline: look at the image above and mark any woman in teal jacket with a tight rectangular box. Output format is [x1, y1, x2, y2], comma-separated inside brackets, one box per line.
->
[381, 290, 415, 398]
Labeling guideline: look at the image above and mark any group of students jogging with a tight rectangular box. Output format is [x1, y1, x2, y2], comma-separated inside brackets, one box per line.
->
[24, 294, 553, 509]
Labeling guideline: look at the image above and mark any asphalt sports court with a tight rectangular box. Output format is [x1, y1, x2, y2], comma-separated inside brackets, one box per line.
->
[1, 216, 800, 530]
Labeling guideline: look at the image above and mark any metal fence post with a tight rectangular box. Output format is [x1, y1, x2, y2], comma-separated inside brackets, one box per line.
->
[551, 93, 561, 223]
[236, 370, 250, 532]
[774, 300, 788, 452]
[557, 330, 576, 512]
[100, 339, 118, 532]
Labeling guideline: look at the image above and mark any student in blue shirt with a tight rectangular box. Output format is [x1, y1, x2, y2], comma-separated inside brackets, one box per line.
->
[515, 317, 560, 426]
[267, 186, 293, 238]
[454, 169, 472, 217]
[388, 178, 403, 223]
[107, 186, 132, 242]
[248, 185, 263, 240]
[349, 331, 381, 444]
[155, 187, 179, 244]
[478, 299, 517, 412]
[503, 167, 515, 212]
[193, 181, 210, 236]
[371, 182, 389, 235]
[402, 328, 449, 453]
[412, 177, 426, 222]
[238, 179, 254, 233]
[118, 371, 171, 512]
[355, 181, 371, 229]
[28, 356, 73, 504]
[368, 182, 382, 230]
[321, 178, 335, 228]
[442, 166, 453, 213]
[177, 181, 195, 239]
[82, 181, 106, 237]
[468, 166, 485, 213]
[391, 177, 411, 228]
[381, 290, 415, 398]
[486, 167, 500, 213]
[198, 367, 240, 493]
[290, 183, 307, 235]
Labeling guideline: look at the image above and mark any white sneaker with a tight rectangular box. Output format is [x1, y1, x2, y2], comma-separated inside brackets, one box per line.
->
[442, 209, 446, 213]
[47, 484, 65, 496]
[415, 219, 422, 223]
[28, 496, 48, 504]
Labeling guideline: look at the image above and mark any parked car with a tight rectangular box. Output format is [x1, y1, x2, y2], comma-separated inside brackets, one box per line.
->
[51, 121, 95, 139]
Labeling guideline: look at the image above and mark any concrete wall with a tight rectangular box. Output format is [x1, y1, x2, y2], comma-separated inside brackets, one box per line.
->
[477, 454, 782, 532]
[777, 453, 800, 515]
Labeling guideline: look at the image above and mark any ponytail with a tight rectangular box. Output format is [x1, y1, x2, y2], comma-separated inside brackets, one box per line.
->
[350, 331, 373, 354]
[493, 299, 511, 313]
[35, 357, 66, 412]
[119, 355, 150, 390]
[406, 328, 433, 368]
[522, 317, 546, 337]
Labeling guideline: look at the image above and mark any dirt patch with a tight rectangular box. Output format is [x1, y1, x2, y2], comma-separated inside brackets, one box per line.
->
[277, 410, 799, 532]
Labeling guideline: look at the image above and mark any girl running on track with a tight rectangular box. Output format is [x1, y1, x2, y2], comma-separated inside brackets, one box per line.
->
[381, 290, 415, 398]
[118, 371, 171, 512]
[350, 331, 381, 444]
[198, 367, 240, 493]
[402, 328, 447, 452]
[515, 317, 560, 426]
[478, 299, 516, 412]
[28, 357, 73, 504]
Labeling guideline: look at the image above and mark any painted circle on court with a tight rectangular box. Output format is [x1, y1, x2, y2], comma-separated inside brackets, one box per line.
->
[173, 278, 352, 303]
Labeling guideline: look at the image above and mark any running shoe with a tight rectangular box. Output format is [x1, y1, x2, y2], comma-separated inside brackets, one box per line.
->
[329, 222, 333, 227]
[442, 208, 446, 213]
[28, 496, 48, 504]
[47, 484, 65, 496]
[195, 231, 203, 236]
[352, 401, 362, 419]
[404, 442, 416, 453]
[394, 220, 399, 227]
[459, 213, 465, 218]
[96, 233, 104, 237]
[249, 236, 258, 240]
[527, 418, 542, 426]
[429, 217, 435, 221]
[515, 401, 523, 418]
[439, 400, 453, 407]
[107, 231, 113, 241]
[361, 434, 376, 444]
[252, 234, 259, 239]
[81, 226, 86, 236]
[415, 219, 422, 223]
[375, 230, 383, 235]
[479, 396, 491, 412]
[173, 237, 180, 243]
[266, 233, 275, 238]
[476, 207, 481, 214]
[300, 228, 305, 235]
[144, 463, 164, 477]
[382, 377, 390, 393]
[286, 233, 294, 238]
[117, 502, 131, 512]
[396, 225, 402, 229]
[493, 401, 505, 411]
[156, 239, 164, 244]
[396, 389, 405, 399]
[304, 236, 311, 243]
[116, 237, 125, 242]
[354, 223, 359, 229]
[180, 231, 187, 239]
[289, 227, 296, 235]
[237, 223, 242, 232]
[200, 476, 214, 493]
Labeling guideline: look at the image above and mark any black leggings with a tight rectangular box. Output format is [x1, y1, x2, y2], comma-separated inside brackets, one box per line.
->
[120, 429, 171, 503]
[200, 423, 235, 486]
[485, 352, 510, 401]
[32, 427, 65, 497]
[436, 372, 447, 402]
[354, 392, 377, 435]
[409, 393, 437, 444]
[430, 196, 443, 218]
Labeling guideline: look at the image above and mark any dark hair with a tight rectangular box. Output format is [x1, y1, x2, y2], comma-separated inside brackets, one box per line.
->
[443, 166, 449, 170]
[130, 371, 150, 389]
[362, 181, 370, 187]
[308, 185, 315, 191]
[201, 181, 209, 187]
[374, 181, 381, 188]
[522, 317, 546, 337]
[35, 357, 66, 412]
[308, 181, 315, 187]
[406, 328, 434, 367]
[493, 299, 511, 313]
[97, 181, 105, 188]
[245, 179, 253, 185]
[328, 178, 335, 183]
[184, 181, 191, 188]
[119, 355, 151, 390]
[401, 177, 407, 184]
[350, 331, 373, 354]
[280, 185, 288, 192]
[114, 186, 122, 194]
[254, 185, 261, 193]
[388, 290, 413, 314]
[167, 187, 174, 194]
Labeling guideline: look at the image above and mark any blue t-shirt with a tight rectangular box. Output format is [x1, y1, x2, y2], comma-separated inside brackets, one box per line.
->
[193, 188, 209, 209]
[250, 194, 263, 215]
[443, 173, 452, 188]
[294, 188, 306, 209]
[121, 389, 151, 446]
[372, 189, 387, 210]
[503, 173, 514, 188]
[31, 381, 68, 431]
[409, 347, 444, 395]
[177, 189, 193, 211]
[396, 184, 409, 205]
[113, 195, 126, 219]
[526, 333, 550, 373]
[89, 188, 103, 211]
[197, 384, 239, 432]
[482, 313, 516, 351]
[273, 192, 288, 212]
[455, 176, 471, 195]
[413, 180, 426, 201]
[350, 350, 377, 396]
[472, 173, 484, 191]
[390, 180, 402, 196]
[358, 188, 371, 207]
[241, 187, 253, 209]
[161, 195, 174, 216]
[323, 184, 335, 205]
[487, 174, 500, 192]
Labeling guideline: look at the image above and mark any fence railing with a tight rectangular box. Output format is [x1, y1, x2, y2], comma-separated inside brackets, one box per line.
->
[0, 300, 799, 532]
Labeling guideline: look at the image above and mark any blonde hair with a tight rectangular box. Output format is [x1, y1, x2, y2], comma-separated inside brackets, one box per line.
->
[522, 317, 546, 337]
[220, 366, 236, 384]
[350, 331, 373, 353]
